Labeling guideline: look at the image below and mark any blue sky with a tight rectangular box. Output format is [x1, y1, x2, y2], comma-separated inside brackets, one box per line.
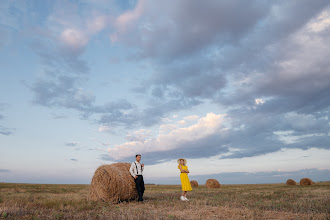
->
[1, 0, 330, 184]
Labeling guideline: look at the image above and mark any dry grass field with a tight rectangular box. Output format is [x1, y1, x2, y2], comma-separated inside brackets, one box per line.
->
[0, 182, 329, 219]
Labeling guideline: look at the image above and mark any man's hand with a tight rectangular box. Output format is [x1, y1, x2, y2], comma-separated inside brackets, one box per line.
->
[134, 176, 138, 179]
[141, 163, 144, 167]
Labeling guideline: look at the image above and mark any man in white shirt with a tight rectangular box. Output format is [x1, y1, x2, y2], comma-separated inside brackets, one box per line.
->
[129, 154, 145, 202]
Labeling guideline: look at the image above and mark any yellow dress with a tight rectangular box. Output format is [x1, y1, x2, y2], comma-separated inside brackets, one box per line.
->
[178, 165, 192, 191]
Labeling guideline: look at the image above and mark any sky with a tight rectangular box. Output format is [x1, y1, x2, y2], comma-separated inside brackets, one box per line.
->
[0, 0, 330, 185]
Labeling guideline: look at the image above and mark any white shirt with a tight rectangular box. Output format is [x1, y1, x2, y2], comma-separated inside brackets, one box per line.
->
[129, 161, 144, 177]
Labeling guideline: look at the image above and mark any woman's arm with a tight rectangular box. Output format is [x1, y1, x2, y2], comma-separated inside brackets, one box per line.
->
[179, 165, 186, 172]
[179, 165, 188, 173]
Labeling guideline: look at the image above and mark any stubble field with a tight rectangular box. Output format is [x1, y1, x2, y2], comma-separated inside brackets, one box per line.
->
[0, 182, 329, 219]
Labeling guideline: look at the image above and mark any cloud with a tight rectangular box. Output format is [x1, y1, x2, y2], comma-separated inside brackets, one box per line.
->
[125, 129, 152, 142]
[0, 126, 14, 136]
[98, 125, 112, 133]
[70, 158, 78, 161]
[29, 21, 137, 127]
[31, 75, 94, 111]
[214, 4, 330, 111]
[115, 1, 329, 140]
[60, 28, 89, 54]
[111, 0, 146, 41]
[65, 142, 80, 147]
[112, 0, 269, 59]
[0, 103, 5, 119]
[18, 0, 330, 158]
[217, 108, 330, 159]
[127, 1, 329, 103]
[105, 113, 227, 162]
[24, 2, 149, 129]
[138, 96, 202, 127]
[129, 2, 329, 160]
[0, 169, 11, 173]
[307, 9, 330, 32]
[102, 107, 329, 164]
[26, 0, 119, 118]
[87, 15, 111, 34]
[0, 103, 14, 136]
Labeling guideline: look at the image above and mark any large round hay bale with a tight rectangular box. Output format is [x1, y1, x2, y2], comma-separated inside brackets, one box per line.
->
[89, 163, 138, 203]
[286, 179, 296, 185]
[300, 178, 313, 186]
[190, 180, 198, 187]
[205, 179, 220, 189]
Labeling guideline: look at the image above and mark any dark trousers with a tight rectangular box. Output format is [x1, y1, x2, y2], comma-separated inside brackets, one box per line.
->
[134, 175, 145, 201]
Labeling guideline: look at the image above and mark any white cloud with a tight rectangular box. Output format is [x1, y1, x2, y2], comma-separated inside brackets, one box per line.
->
[111, 0, 146, 42]
[125, 129, 152, 142]
[177, 120, 186, 125]
[107, 112, 225, 159]
[307, 7, 330, 32]
[60, 28, 89, 53]
[44, 1, 114, 55]
[255, 98, 265, 105]
[98, 125, 112, 132]
[87, 15, 109, 33]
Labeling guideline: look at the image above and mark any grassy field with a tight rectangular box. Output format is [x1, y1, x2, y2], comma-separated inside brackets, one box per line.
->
[0, 182, 329, 219]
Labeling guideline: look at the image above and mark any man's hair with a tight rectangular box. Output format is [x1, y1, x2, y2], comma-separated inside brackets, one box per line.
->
[136, 154, 141, 158]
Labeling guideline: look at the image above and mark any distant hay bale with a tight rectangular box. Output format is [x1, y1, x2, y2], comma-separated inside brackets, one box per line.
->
[205, 179, 220, 189]
[286, 179, 296, 185]
[300, 178, 313, 186]
[190, 180, 198, 187]
[89, 163, 138, 203]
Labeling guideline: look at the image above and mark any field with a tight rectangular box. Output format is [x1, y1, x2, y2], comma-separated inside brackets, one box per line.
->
[0, 182, 329, 219]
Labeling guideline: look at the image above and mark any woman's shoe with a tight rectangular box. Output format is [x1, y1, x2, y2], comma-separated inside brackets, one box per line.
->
[180, 196, 185, 201]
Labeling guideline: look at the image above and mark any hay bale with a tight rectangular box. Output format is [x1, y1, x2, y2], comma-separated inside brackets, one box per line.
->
[286, 179, 296, 185]
[89, 163, 138, 203]
[300, 178, 313, 186]
[205, 179, 220, 188]
[190, 180, 199, 187]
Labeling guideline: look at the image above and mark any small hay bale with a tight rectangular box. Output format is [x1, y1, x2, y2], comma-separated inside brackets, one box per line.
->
[286, 179, 296, 185]
[205, 179, 220, 189]
[300, 178, 313, 186]
[89, 163, 138, 203]
[190, 180, 199, 187]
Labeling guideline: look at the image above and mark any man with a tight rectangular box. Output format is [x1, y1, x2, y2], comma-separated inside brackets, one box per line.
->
[129, 154, 145, 202]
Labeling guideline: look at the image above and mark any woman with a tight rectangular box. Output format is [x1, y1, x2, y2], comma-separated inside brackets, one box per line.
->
[177, 158, 192, 201]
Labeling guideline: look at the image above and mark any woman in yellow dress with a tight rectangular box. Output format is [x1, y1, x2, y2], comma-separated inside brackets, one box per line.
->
[177, 158, 192, 201]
